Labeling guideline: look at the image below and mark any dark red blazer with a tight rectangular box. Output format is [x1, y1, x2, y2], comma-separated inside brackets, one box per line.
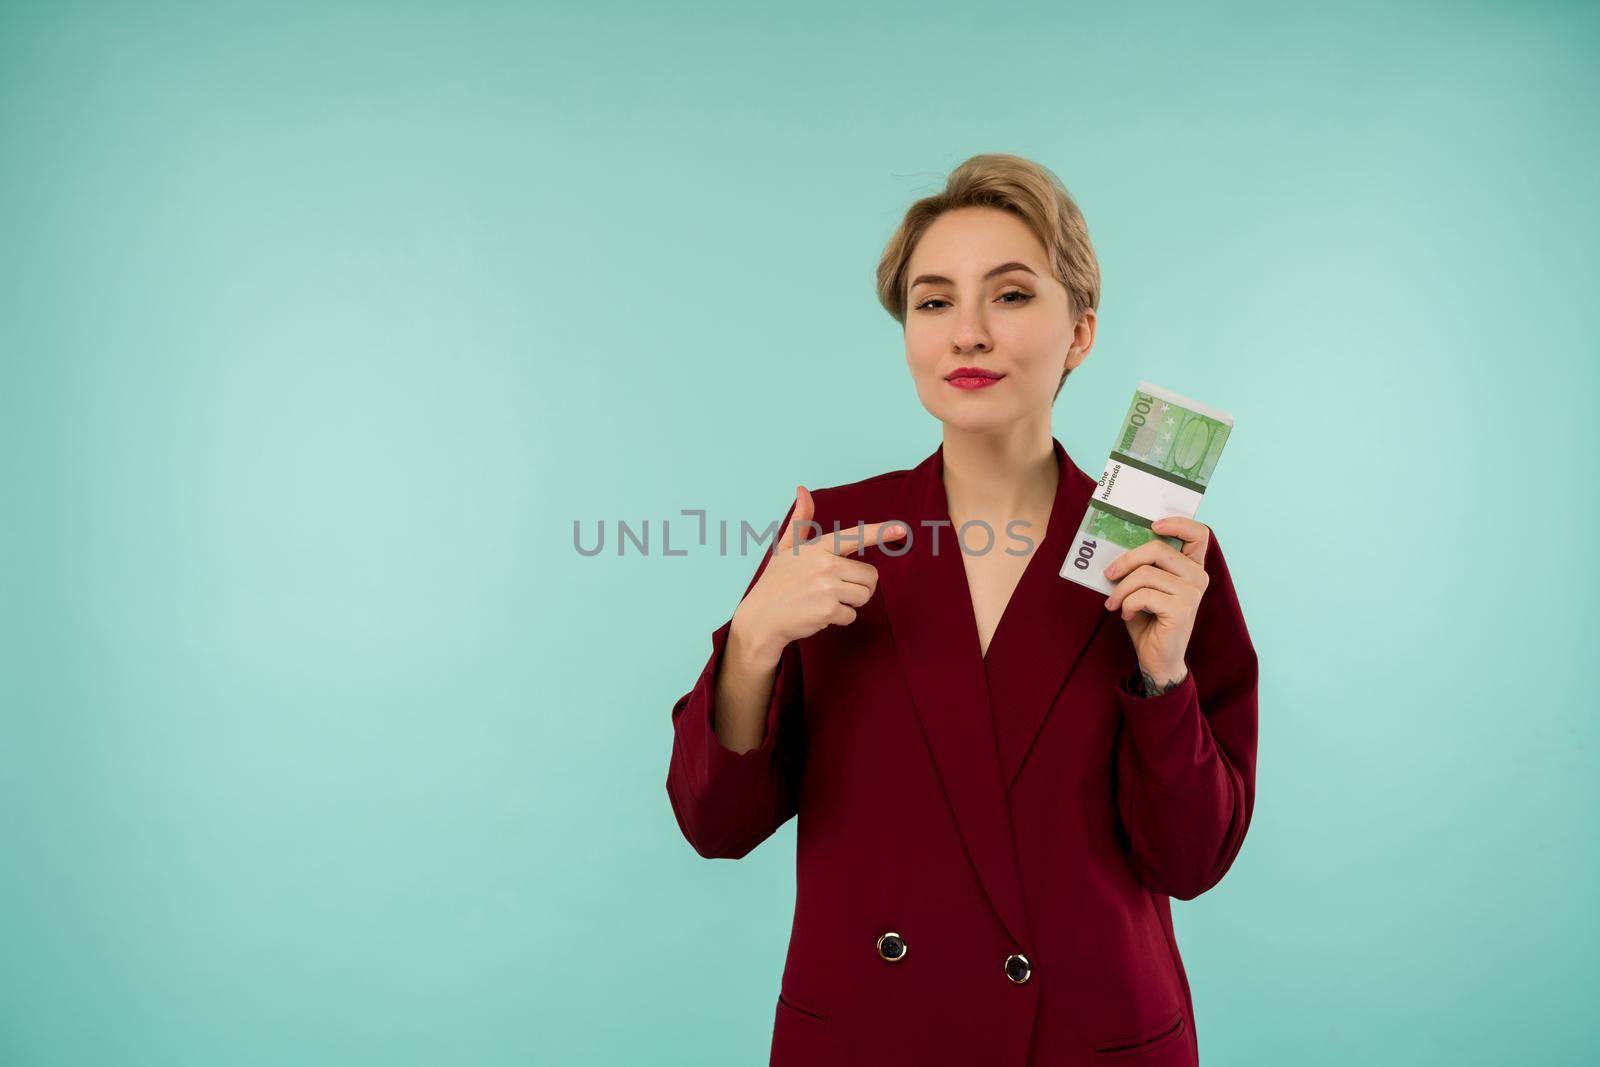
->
[666, 437, 1259, 1067]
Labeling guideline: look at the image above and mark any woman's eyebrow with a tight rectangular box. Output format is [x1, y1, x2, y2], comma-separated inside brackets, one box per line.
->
[909, 261, 1038, 290]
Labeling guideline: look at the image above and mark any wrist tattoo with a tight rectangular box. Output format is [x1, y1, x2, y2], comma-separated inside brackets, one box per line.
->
[1138, 666, 1186, 697]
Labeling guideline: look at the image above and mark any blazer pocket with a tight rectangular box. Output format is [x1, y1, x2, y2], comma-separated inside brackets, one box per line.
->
[771, 990, 841, 1067]
[1094, 1007, 1186, 1059]
[776, 989, 830, 1024]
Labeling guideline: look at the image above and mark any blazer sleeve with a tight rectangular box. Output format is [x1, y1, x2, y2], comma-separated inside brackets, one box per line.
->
[1112, 528, 1259, 901]
[665, 498, 806, 860]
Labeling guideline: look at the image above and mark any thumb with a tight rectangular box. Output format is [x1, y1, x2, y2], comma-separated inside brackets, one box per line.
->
[779, 484, 814, 549]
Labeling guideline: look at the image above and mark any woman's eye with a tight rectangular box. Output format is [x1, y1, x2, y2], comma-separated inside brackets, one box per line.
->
[914, 291, 1033, 311]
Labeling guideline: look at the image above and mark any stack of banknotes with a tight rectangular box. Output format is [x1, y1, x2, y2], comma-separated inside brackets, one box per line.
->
[1059, 381, 1234, 595]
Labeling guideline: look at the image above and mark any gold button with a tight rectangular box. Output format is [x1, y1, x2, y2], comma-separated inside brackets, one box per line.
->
[877, 932, 907, 962]
[1004, 953, 1031, 984]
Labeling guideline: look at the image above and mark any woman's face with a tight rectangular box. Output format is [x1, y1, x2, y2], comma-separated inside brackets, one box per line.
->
[903, 206, 1094, 433]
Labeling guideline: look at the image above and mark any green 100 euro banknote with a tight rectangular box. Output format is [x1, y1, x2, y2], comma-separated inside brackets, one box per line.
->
[1059, 380, 1234, 595]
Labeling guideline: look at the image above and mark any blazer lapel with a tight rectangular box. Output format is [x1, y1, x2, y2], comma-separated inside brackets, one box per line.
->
[984, 439, 1113, 792]
[875, 438, 1112, 952]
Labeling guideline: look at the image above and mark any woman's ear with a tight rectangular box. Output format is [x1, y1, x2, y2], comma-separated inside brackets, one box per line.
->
[1064, 307, 1097, 373]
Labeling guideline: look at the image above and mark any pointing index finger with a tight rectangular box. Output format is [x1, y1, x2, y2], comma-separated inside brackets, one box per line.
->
[821, 519, 910, 556]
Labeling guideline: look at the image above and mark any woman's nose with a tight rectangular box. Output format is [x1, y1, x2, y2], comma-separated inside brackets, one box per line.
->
[952, 324, 991, 353]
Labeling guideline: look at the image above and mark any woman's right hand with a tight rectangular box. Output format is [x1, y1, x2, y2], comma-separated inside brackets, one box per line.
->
[729, 485, 909, 669]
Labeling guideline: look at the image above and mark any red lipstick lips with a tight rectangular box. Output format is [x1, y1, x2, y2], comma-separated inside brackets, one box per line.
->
[945, 367, 1006, 390]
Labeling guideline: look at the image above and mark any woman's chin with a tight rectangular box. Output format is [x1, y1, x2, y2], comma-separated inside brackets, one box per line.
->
[927, 406, 1019, 434]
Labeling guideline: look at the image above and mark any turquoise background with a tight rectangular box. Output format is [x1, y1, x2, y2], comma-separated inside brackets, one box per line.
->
[2, 1, 1595, 1063]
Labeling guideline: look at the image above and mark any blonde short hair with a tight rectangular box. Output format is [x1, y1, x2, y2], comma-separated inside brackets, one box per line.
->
[875, 153, 1100, 400]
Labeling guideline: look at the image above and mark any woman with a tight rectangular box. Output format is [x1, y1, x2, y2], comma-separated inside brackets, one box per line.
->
[665, 153, 1259, 1067]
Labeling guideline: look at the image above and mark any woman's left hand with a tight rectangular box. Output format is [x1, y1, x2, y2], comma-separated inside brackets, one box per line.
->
[1101, 515, 1210, 687]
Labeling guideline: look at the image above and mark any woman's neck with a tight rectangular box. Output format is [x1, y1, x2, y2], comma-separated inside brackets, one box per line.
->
[939, 424, 1058, 533]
